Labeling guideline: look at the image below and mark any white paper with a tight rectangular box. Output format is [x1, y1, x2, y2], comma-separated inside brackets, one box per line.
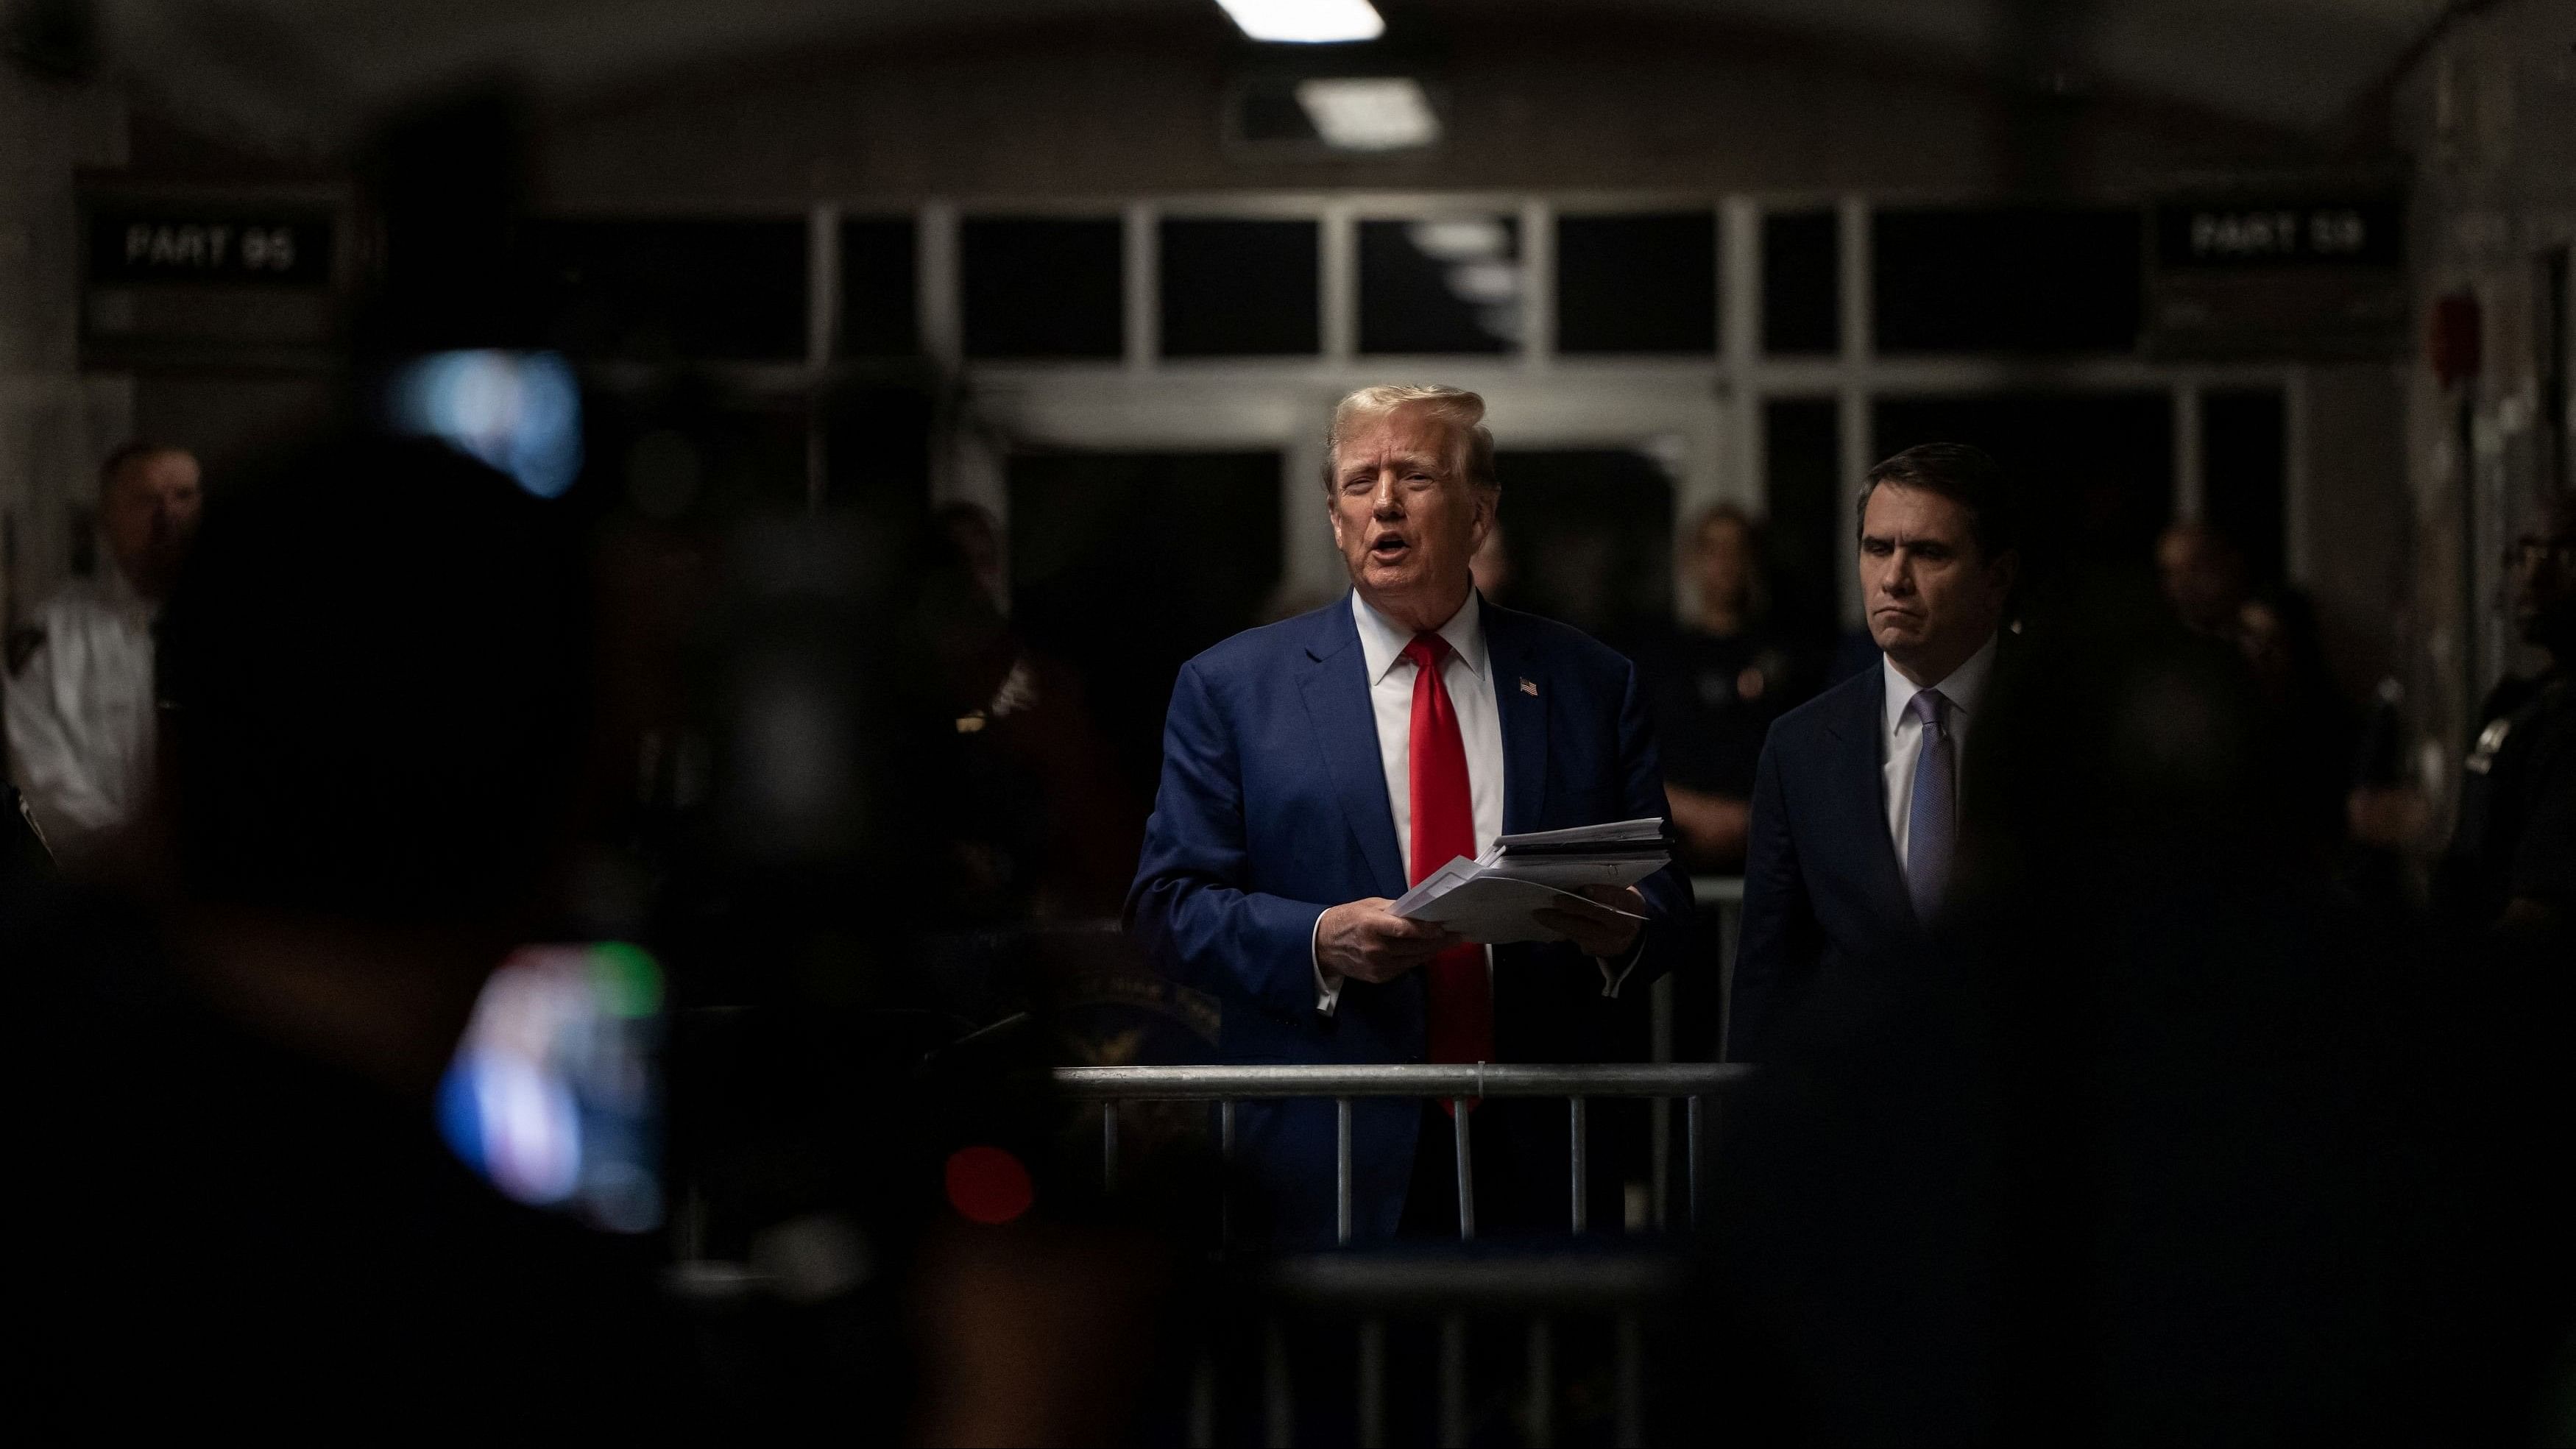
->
[1493, 817, 1667, 851]
[1392, 854, 1653, 945]
[1479, 854, 1666, 890]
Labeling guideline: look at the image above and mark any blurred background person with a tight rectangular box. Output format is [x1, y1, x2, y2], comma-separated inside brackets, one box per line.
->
[927, 500, 1144, 921]
[1642, 503, 1806, 873]
[2435, 489, 2576, 951]
[2235, 586, 2362, 850]
[2155, 520, 2251, 640]
[6, 443, 200, 862]
[21, 432, 678, 1433]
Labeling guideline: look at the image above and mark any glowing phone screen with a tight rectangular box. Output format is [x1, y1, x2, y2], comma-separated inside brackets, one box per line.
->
[437, 943, 663, 1233]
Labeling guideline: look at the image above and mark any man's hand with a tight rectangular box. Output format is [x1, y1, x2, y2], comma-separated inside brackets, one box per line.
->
[1531, 885, 1647, 960]
[1317, 898, 1459, 985]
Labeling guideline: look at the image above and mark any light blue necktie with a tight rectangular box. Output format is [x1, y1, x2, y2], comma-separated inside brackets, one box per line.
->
[1906, 687, 1955, 919]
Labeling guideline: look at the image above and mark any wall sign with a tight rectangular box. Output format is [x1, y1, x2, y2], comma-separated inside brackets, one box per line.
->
[88, 210, 333, 285]
[2155, 199, 2401, 269]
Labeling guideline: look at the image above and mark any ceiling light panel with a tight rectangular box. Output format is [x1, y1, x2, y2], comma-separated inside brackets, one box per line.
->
[1215, 0, 1387, 45]
[1295, 77, 1440, 152]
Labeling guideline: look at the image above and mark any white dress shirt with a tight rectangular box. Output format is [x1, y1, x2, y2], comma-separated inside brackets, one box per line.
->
[1314, 590, 1504, 1013]
[1879, 631, 1998, 871]
[1312, 589, 1635, 1013]
[1356, 589, 1508, 879]
[5, 563, 160, 862]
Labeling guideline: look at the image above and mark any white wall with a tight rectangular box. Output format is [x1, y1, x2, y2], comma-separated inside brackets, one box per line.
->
[2393, 0, 2576, 761]
[0, 68, 130, 631]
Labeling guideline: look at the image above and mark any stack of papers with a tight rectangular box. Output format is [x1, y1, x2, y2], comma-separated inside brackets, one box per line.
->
[1391, 818, 1671, 945]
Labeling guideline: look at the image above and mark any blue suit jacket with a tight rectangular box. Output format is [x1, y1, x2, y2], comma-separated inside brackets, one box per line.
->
[1730, 665, 1920, 1061]
[1125, 593, 1693, 1244]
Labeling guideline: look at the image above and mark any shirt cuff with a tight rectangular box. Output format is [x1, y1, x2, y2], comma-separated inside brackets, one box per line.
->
[1312, 909, 1343, 1015]
[1593, 938, 1646, 999]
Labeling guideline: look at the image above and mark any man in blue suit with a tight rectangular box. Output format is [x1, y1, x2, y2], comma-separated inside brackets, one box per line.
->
[1729, 443, 2023, 1062]
[1127, 385, 1693, 1246]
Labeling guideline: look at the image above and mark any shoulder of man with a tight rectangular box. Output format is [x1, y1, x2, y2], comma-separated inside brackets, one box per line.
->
[1482, 600, 1635, 685]
[2513, 675, 2576, 764]
[1762, 664, 1879, 755]
[9, 578, 122, 677]
[1178, 598, 1346, 689]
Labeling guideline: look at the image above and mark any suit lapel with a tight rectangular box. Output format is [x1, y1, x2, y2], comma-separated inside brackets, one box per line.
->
[1298, 599, 1407, 896]
[1820, 667, 1919, 930]
[1485, 602, 1551, 835]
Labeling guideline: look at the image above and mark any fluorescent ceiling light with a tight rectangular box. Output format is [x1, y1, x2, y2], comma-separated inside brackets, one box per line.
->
[1445, 261, 1521, 305]
[1217, 0, 1385, 45]
[1295, 77, 1439, 152]
[1408, 219, 1509, 261]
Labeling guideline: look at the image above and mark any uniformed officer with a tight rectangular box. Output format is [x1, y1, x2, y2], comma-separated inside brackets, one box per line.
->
[4, 443, 202, 861]
[2434, 491, 2576, 947]
[1641, 503, 1807, 872]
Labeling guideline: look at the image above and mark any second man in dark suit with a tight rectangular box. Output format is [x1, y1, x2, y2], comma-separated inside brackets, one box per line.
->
[1729, 443, 2022, 1061]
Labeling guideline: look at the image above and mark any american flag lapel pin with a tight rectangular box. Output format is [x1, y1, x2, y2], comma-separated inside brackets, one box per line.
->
[1520, 677, 1539, 697]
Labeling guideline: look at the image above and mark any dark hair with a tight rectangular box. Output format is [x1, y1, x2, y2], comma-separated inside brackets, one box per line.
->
[158, 433, 592, 925]
[1855, 442, 2022, 565]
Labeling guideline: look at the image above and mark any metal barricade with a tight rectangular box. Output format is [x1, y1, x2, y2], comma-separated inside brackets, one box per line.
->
[1058, 1063, 1747, 1245]
[1657, 876, 1745, 1222]
[1056, 1062, 1750, 1449]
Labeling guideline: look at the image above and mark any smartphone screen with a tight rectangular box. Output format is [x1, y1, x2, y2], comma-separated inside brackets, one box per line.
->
[383, 349, 584, 499]
[436, 943, 663, 1233]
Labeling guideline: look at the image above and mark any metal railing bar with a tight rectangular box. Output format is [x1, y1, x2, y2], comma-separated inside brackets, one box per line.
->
[1102, 1100, 1119, 1194]
[1527, 1315, 1556, 1449]
[1568, 1097, 1588, 1236]
[1335, 1097, 1354, 1247]
[1615, 1314, 1644, 1448]
[1357, 1318, 1387, 1449]
[1262, 1319, 1292, 1449]
[1219, 1099, 1235, 1250]
[1439, 1314, 1468, 1448]
[1053, 1063, 1748, 1100]
[1261, 1253, 1685, 1308]
[1686, 1094, 1705, 1230]
[1187, 1349, 1217, 1449]
[1452, 1104, 1476, 1241]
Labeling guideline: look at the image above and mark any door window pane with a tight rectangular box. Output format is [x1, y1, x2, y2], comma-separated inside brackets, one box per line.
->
[1763, 397, 1844, 642]
[2204, 389, 2286, 587]
[1554, 212, 1716, 355]
[961, 217, 1123, 360]
[1487, 450, 1673, 642]
[1359, 216, 1521, 355]
[1872, 392, 2171, 564]
[840, 217, 917, 358]
[1009, 453, 1284, 800]
[1762, 212, 1839, 355]
[1159, 218, 1320, 357]
[523, 219, 807, 361]
[1872, 208, 2142, 354]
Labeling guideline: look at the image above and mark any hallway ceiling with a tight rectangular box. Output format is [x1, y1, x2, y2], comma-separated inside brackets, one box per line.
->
[88, 0, 2458, 150]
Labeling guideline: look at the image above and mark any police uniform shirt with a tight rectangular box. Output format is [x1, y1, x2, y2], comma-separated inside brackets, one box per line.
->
[2438, 670, 2576, 929]
[1640, 624, 1798, 798]
[5, 564, 160, 859]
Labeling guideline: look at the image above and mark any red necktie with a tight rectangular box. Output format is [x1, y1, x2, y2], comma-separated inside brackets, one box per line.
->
[1402, 634, 1495, 1069]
